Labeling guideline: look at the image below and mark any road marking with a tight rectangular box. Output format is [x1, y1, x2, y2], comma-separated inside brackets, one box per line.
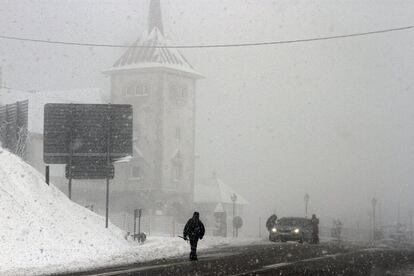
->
[87, 252, 239, 275]
[88, 261, 191, 276]
[233, 253, 346, 275]
[262, 262, 290, 269]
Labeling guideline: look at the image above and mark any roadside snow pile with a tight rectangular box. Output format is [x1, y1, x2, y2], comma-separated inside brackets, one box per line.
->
[0, 148, 131, 275]
[0, 148, 262, 275]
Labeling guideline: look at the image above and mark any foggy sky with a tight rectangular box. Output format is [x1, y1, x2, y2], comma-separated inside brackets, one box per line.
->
[1, 0, 414, 234]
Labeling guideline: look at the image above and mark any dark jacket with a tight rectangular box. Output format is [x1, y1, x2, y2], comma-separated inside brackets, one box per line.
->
[311, 216, 319, 234]
[266, 214, 277, 231]
[184, 212, 205, 240]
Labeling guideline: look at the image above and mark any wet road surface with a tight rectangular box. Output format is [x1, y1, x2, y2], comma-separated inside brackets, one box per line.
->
[56, 242, 414, 276]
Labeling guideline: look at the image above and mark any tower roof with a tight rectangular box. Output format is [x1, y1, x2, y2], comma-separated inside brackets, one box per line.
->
[106, 0, 202, 79]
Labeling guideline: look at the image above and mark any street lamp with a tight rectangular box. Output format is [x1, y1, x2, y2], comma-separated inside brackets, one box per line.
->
[304, 193, 310, 218]
[371, 197, 377, 242]
[231, 193, 237, 238]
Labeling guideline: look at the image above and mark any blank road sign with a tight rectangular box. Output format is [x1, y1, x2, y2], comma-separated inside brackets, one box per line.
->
[65, 164, 115, 179]
[44, 103, 133, 164]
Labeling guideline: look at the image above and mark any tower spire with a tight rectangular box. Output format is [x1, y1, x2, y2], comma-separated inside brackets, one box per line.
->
[148, 0, 163, 34]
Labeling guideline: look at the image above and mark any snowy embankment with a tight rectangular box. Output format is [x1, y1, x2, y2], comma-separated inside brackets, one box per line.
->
[0, 149, 261, 276]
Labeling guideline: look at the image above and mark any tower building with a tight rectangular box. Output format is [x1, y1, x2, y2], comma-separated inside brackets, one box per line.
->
[105, 0, 203, 223]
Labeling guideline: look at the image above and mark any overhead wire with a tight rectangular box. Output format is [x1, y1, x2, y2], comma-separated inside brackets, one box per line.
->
[0, 25, 412, 49]
[1, 24, 412, 98]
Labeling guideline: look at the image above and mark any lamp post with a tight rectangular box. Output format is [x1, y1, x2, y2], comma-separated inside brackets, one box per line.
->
[304, 193, 310, 218]
[231, 193, 237, 238]
[371, 197, 377, 242]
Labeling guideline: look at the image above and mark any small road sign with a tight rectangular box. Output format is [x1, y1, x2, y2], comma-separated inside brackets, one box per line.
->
[65, 164, 114, 179]
[233, 216, 243, 229]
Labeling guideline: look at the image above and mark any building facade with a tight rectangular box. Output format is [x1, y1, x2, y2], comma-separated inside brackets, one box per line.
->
[105, 0, 203, 223]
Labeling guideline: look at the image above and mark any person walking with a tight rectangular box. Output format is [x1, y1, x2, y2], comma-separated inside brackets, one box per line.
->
[183, 212, 205, 261]
[311, 214, 320, 244]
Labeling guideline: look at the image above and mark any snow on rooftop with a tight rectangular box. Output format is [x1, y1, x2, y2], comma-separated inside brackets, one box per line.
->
[106, 28, 203, 79]
[0, 148, 259, 275]
[0, 87, 106, 134]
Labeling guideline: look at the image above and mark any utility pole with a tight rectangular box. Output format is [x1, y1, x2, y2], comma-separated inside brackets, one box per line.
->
[371, 198, 377, 242]
[304, 193, 310, 218]
[231, 193, 237, 238]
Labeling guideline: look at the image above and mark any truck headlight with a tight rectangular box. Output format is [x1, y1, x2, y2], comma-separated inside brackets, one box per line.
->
[271, 227, 277, 233]
[293, 228, 300, 234]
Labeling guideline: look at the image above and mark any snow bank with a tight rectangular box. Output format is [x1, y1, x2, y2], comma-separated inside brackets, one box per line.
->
[0, 149, 261, 275]
[0, 148, 131, 275]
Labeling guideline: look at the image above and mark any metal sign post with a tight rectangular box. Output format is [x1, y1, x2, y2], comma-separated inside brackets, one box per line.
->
[231, 193, 237, 238]
[68, 104, 75, 199]
[134, 209, 138, 240]
[138, 208, 142, 240]
[133, 208, 143, 241]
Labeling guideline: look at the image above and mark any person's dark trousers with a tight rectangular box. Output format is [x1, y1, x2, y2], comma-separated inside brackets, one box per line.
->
[189, 238, 198, 260]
